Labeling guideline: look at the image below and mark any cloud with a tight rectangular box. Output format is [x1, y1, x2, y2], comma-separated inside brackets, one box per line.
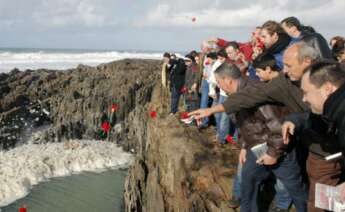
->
[31, 0, 108, 27]
[137, 0, 345, 29]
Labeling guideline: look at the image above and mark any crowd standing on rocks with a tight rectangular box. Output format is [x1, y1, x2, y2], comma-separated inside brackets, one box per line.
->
[162, 17, 345, 212]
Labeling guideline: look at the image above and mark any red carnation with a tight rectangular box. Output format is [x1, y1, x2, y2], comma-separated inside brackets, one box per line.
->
[101, 121, 111, 133]
[149, 111, 157, 119]
[19, 207, 27, 212]
[226, 135, 236, 144]
[111, 104, 119, 112]
[180, 112, 189, 119]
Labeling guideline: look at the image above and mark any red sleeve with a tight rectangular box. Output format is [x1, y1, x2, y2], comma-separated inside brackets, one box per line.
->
[239, 42, 253, 61]
[216, 38, 229, 48]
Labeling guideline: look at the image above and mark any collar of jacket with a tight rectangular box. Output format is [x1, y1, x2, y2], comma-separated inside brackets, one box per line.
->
[323, 82, 345, 124]
[266, 32, 291, 55]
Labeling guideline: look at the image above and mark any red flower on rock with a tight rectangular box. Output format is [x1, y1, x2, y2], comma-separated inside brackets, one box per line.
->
[226, 135, 236, 144]
[149, 111, 157, 119]
[19, 207, 27, 212]
[111, 104, 119, 112]
[101, 121, 111, 133]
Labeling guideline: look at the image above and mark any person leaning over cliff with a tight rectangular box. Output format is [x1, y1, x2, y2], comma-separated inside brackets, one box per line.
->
[281, 16, 333, 59]
[213, 63, 308, 212]
[166, 53, 187, 115]
[229, 53, 295, 212]
[282, 61, 345, 211]
[183, 54, 200, 112]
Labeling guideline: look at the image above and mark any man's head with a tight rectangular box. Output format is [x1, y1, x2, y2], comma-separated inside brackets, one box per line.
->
[281, 16, 302, 38]
[301, 60, 345, 114]
[163, 52, 171, 64]
[214, 63, 242, 94]
[217, 48, 228, 63]
[283, 42, 320, 81]
[184, 54, 195, 66]
[225, 42, 240, 60]
[252, 53, 280, 82]
[206, 52, 217, 65]
[261, 21, 284, 48]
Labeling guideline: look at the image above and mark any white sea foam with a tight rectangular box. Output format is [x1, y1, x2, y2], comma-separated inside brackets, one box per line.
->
[0, 50, 162, 72]
[0, 139, 133, 207]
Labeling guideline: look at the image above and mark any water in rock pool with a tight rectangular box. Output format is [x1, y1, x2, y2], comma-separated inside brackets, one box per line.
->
[1, 169, 127, 212]
[0, 140, 133, 212]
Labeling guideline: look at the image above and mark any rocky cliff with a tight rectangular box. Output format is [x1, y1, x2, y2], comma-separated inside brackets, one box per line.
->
[123, 82, 240, 212]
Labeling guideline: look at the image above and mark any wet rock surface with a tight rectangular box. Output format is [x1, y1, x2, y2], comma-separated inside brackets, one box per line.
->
[0, 59, 161, 150]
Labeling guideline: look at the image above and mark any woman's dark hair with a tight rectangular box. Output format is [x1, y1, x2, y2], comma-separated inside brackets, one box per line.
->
[252, 53, 280, 71]
[206, 52, 218, 60]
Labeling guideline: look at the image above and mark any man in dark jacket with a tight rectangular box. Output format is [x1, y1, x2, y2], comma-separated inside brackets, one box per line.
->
[281, 16, 333, 59]
[260, 20, 291, 70]
[183, 54, 200, 112]
[166, 54, 186, 114]
[213, 63, 307, 212]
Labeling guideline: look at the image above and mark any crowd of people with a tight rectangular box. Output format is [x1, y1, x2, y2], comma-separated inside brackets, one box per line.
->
[161, 16, 345, 212]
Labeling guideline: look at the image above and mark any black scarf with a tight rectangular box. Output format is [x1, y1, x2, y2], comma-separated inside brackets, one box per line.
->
[266, 33, 291, 55]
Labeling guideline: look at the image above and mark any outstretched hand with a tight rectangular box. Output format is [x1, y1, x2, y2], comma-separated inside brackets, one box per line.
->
[188, 109, 212, 124]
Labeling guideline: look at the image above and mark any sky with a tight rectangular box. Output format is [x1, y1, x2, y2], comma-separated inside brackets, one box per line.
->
[0, 0, 344, 52]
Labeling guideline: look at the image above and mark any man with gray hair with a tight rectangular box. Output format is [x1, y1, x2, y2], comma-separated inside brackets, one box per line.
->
[213, 62, 307, 212]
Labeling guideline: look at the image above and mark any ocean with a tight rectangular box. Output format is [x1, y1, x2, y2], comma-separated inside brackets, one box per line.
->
[0, 47, 163, 73]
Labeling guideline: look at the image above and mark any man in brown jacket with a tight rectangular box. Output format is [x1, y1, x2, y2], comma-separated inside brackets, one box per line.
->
[213, 63, 307, 212]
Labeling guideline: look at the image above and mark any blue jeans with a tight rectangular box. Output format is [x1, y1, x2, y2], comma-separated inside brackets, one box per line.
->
[275, 178, 293, 209]
[184, 92, 199, 112]
[199, 80, 210, 126]
[232, 163, 242, 199]
[240, 149, 308, 212]
[170, 86, 181, 114]
[232, 162, 292, 209]
[217, 95, 234, 143]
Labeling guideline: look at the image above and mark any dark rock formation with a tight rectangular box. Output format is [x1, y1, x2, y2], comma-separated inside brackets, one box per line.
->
[0, 59, 161, 150]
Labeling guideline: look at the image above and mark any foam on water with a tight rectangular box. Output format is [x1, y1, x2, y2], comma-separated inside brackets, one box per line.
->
[0, 49, 162, 72]
[0, 139, 133, 207]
